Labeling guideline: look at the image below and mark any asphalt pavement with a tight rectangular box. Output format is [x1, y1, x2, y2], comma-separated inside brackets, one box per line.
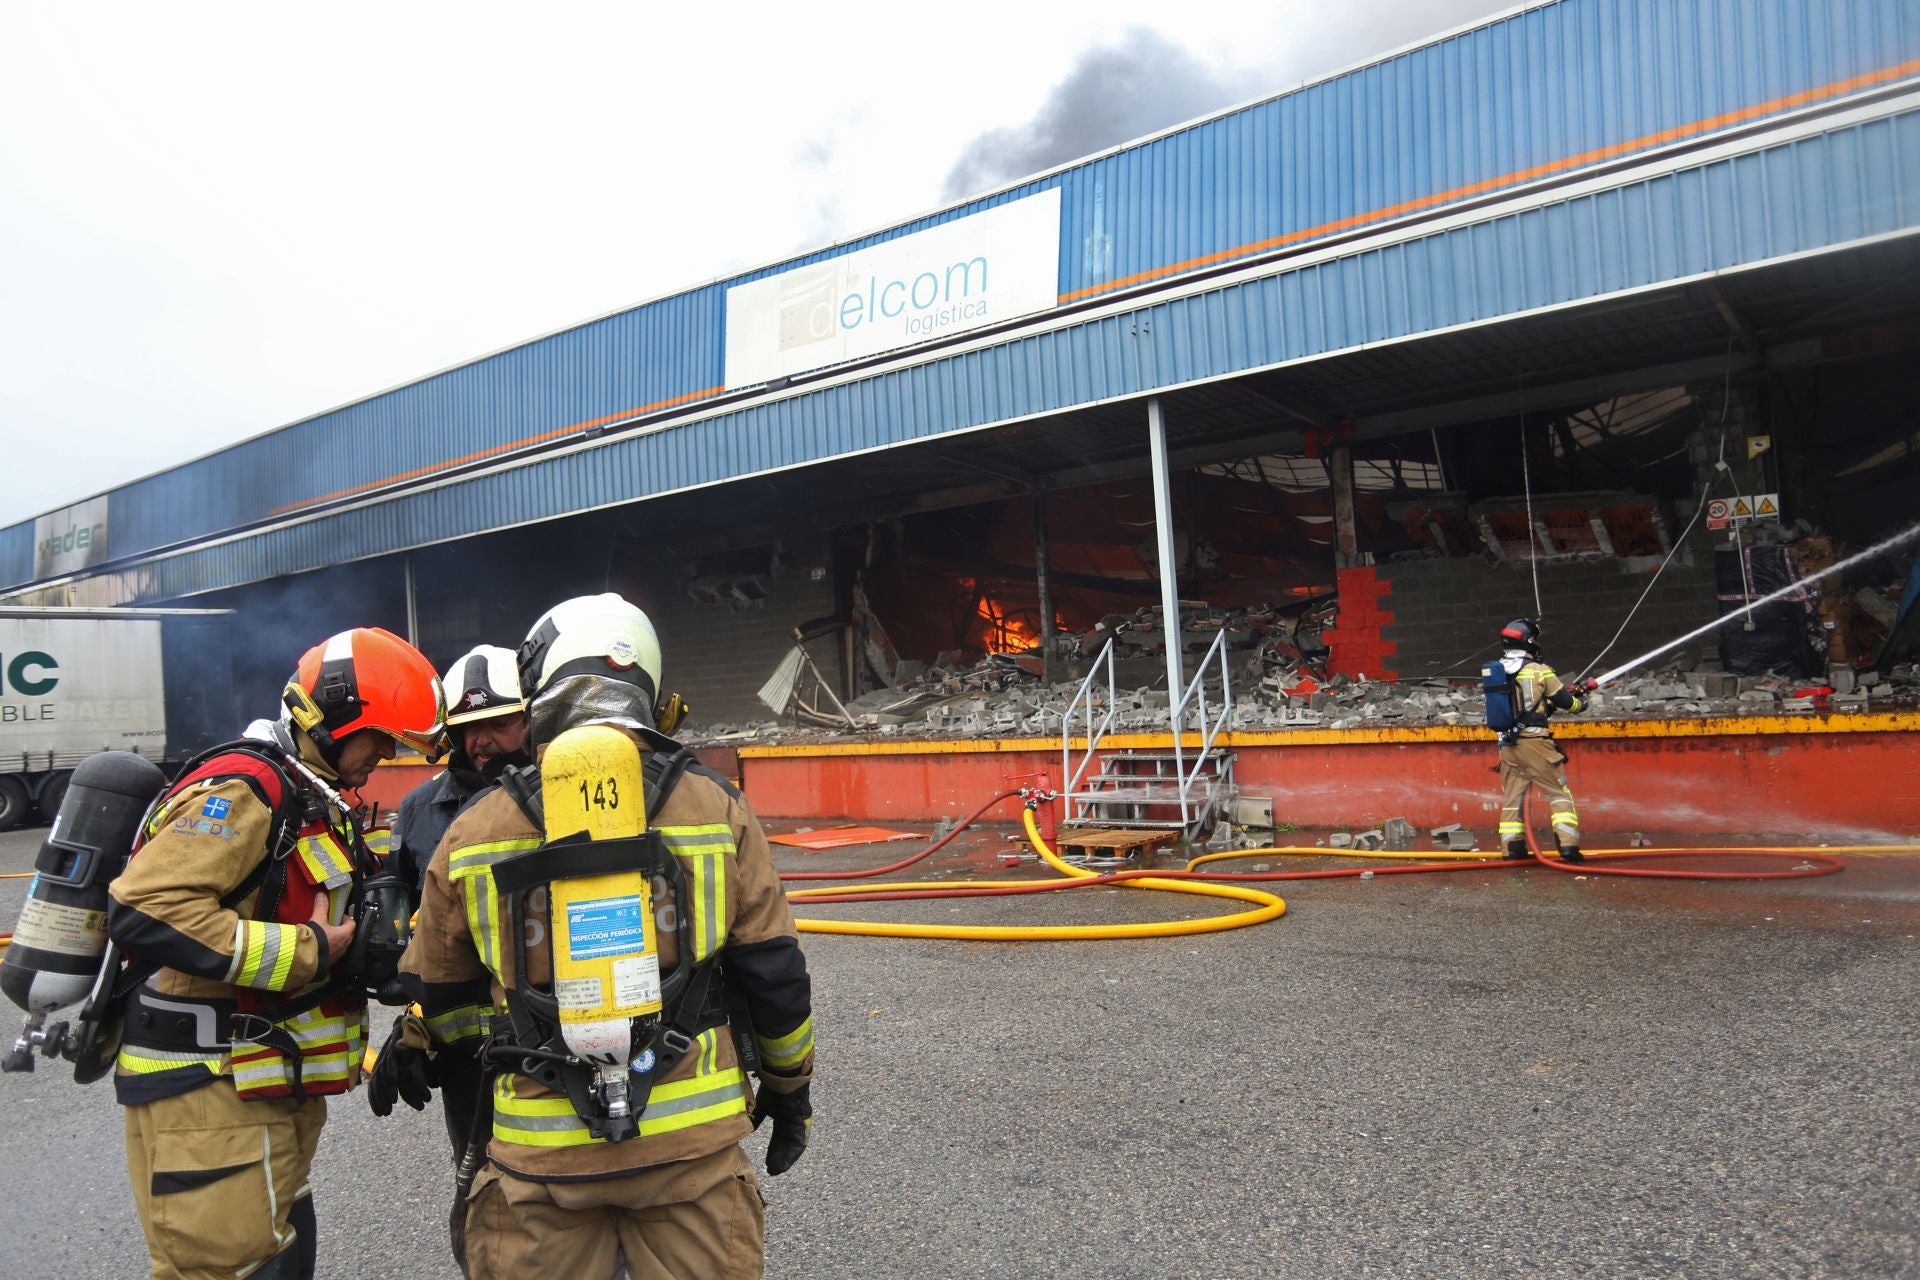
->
[0, 820, 1914, 1280]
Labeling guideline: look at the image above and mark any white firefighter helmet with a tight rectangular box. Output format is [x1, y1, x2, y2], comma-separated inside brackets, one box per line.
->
[443, 645, 527, 727]
[518, 593, 663, 711]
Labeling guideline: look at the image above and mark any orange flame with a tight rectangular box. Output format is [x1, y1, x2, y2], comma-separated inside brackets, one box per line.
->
[977, 595, 1039, 653]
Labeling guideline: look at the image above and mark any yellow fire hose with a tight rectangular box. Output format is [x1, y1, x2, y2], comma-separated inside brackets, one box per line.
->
[785, 807, 1287, 942]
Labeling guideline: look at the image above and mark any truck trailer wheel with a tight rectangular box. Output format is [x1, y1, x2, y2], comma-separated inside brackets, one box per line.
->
[33, 771, 71, 826]
[0, 775, 28, 832]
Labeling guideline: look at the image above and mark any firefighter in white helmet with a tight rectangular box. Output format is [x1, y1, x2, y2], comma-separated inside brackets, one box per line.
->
[390, 645, 531, 891]
[369, 644, 533, 1252]
[393, 594, 815, 1277]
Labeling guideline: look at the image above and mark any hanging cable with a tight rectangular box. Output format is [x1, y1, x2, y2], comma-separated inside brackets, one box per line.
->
[1520, 409, 1543, 619]
[1577, 354, 1740, 682]
[1405, 638, 1500, 680]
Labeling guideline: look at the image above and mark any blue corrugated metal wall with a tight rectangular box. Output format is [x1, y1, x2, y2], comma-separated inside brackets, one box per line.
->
[3, 0, 1916, 592]
[38, 105, 1920, 606]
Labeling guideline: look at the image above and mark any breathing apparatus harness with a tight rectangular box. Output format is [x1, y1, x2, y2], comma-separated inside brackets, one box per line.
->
[1483, 654, 1555, 746]
[479, 730, 735, 1145]
[75, 729, 413, 1097]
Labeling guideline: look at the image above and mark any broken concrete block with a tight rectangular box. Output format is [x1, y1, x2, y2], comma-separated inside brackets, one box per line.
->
[1439, 828, 1478, 852]
[1381, 817, 1417, 849]
[1697, 672, 1737, 698]
[1232, 797, 1275, 829]
[1328, 832, 1354, 849]
[1352, 829, 1385, 851]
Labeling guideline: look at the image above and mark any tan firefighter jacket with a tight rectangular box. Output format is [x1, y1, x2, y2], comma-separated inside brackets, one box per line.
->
[107, 755, 369, 1105]
[401, 734, 815, 1182]
[1510, 661, 1587, 739]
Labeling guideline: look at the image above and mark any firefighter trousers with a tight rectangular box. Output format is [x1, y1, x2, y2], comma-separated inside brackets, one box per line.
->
[464, 1143, 766, 1279]
[1498, 736, 1580, 848]
[123, 1081, 326, 1280]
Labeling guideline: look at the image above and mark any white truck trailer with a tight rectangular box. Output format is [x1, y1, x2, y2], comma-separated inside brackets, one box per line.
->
[0, 606, 235, 829]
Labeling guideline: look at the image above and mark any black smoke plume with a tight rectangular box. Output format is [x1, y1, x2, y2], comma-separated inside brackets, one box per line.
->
[943, 30, 1251, 201]
[940, 5, 1510, 202]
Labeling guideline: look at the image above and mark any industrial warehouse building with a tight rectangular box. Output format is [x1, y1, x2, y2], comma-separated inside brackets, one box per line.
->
[7, 0, 1918, 837]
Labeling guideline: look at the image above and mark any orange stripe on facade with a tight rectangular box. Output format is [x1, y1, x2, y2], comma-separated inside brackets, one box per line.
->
[1057, 57, 1920, 304]
[268, 385, 727, 515]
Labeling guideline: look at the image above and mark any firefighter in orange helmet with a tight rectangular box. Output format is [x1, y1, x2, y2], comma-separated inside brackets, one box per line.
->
[108, 626, 441, 1279]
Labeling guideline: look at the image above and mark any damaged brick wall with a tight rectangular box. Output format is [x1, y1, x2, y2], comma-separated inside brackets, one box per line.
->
[1377, 554, 1719, 677]
[626, 538, 838, 728]
[1323, 566, 1398, 680]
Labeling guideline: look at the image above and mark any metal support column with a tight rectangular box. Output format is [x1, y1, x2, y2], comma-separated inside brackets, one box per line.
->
[1329, 443, 1360, 569]
[1147, 397, 1184, 705]
[403, 555, 420, 648]
[1033, 482, 1056, 685]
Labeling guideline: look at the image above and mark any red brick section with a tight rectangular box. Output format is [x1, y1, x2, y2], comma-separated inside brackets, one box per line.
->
[1323, 565, 1398, 680]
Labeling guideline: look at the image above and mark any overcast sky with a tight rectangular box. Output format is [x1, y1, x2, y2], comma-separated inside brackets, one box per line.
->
[0, 0, 1507, 529]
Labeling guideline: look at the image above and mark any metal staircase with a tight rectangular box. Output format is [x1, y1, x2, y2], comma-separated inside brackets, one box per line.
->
[1066, 748, 1237, 835]
[1060, 631, 1238, 843]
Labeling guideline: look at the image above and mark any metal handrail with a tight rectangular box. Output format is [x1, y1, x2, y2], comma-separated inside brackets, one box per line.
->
[1060, 637, 1116, 824]
[1169, 628, 1233, 829]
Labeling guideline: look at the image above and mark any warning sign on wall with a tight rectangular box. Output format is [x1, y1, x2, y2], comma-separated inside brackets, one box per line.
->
[1718, 494, 1781, 530]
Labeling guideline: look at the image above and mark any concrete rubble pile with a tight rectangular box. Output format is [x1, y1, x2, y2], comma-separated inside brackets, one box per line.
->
[689, 592, 1919, 746]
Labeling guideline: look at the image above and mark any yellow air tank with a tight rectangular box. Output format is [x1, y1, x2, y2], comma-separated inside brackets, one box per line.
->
[539, 725, 663, 1124]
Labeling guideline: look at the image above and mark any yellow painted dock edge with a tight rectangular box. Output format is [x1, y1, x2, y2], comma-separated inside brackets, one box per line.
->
[735, 710, 1920, 760]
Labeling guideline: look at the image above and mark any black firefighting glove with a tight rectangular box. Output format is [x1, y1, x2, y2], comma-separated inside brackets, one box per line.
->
[750, 1081, 812, 1175]
[366, 1009, 437, 1118]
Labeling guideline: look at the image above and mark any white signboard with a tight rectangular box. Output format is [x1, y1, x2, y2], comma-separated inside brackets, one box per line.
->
[33, 495, 111, 579]
[0, 616, 167, 761]
[724, 189, 1062, 389]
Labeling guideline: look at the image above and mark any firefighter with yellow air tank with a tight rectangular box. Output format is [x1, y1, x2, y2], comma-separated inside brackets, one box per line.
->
[390, 593, 815, 1278]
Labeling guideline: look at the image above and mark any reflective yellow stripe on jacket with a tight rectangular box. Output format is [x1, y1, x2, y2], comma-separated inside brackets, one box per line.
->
[491, 1067, 749, 1148]
[424, 1005, 491, 1046]
[225, 920, 303, 990]
[295, 831, 357, 891]
[448, 837, 542, 975]
[758, 1015, 815, 1071]
[116, 1045, 225, 1077]
[658, 823, 733, 961]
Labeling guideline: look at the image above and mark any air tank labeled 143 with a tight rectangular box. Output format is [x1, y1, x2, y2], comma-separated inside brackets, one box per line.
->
[2, 750, 167, 1074]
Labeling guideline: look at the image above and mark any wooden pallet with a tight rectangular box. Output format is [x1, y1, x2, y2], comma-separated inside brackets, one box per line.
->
[1055, 827, 1182, 859]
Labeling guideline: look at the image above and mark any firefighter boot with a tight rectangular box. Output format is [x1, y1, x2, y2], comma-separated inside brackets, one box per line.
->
[1503, 840, 1532, 860]
[1557, 845, 1584, 864]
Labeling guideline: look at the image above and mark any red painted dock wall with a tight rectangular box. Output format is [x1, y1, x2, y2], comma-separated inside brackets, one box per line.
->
[358, 717, 1920, 839]
[731, 717, 1920, 840]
